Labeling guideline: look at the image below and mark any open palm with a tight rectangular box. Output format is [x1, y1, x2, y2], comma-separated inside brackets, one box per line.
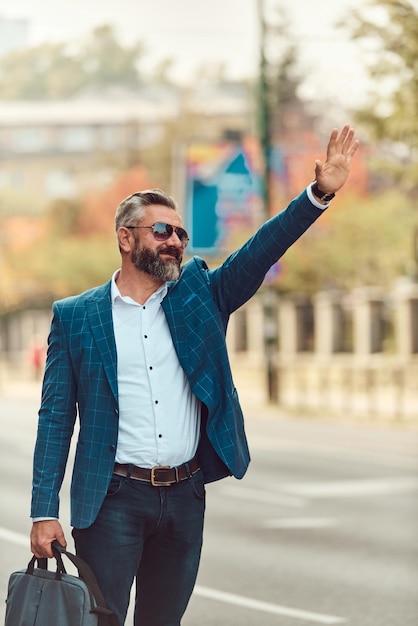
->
[314, 125, 359, 194]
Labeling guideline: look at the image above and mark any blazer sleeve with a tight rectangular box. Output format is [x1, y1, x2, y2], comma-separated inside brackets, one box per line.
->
[209, 189, 324, 314]
[31, 302, 78, 519]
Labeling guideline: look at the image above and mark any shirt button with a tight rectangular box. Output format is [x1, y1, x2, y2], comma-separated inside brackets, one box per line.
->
[149, 366, 153, 370]
[155, 400, 159, 404]
[158, 434, 162, 438]
[144, 335, 148, 339]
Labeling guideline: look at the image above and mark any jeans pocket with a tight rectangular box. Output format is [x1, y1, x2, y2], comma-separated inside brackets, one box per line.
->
[191, 471, 206, 501]
[106, 475, 123, 497]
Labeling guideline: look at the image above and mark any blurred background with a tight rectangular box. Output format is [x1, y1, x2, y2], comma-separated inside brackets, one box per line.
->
[0, 0, 417, 417]
[1, 3, 418, 625]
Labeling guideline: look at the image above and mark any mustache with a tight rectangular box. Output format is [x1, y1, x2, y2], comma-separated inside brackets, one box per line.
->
[157, 246, 182, 261]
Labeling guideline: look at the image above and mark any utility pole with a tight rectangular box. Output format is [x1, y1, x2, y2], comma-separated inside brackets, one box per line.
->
[257, 0, 279, 402]
[257, 0, 270, 218]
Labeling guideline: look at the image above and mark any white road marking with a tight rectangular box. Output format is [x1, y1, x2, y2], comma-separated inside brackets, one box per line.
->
[220, 485, 307, 508]
[1, 526, 345, 624]
[194, 585, 346, 624]
[0, 526, 29, 547]
[262, 517, 338, 529]
[278, 476, 418, 498]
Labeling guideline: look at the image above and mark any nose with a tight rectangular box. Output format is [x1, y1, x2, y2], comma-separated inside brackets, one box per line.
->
[168, 229, 185, 248]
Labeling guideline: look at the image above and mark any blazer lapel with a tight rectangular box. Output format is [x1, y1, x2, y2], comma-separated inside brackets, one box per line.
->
[85, 281, 118, 401]
[161, 282, 190, 376]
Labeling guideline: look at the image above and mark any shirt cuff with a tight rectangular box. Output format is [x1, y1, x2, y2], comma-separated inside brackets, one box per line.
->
[306, 183, 332, 210]
[32, 517, 59, 523]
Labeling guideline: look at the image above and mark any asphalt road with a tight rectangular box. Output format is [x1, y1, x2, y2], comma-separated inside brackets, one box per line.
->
[1, 382, 417, 626]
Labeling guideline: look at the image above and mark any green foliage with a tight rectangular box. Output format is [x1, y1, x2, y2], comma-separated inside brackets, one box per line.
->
[5, 233, 120, 307]
[341, 0, 418, 194]
[0, 42, 80, 99]
[0, 188, 44, 217]
[0, 25, 145, 99]
[275, 190, 416, 293]
[77, 25, 145, 89]
[46, 199, 83, 236]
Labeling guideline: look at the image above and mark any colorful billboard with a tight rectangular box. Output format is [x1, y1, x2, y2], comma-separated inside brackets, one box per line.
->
[184, 139, 264, 255]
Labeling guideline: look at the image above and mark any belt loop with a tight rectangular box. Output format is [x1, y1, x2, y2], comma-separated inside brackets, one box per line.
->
[184, 461, 191, 479]
[126, 463, 134, 480]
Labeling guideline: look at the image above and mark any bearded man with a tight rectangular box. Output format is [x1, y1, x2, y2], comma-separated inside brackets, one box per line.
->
[30, 126, 358, 626]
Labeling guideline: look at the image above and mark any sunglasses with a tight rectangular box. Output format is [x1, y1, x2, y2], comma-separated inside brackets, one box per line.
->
[126, 222, 189, 247]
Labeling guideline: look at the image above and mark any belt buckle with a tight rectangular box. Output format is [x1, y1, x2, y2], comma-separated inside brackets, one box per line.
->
[150, 465, 172, 486]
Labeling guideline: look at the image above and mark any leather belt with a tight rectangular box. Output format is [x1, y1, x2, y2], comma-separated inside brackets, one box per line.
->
[113, 456, 200, 486]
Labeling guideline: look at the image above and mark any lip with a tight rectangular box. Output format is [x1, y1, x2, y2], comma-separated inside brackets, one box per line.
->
[160, 253, 180, 263]
[158, 248, 181, 261]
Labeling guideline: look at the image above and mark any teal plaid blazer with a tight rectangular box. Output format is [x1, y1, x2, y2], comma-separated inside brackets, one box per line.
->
[32, 190, 324, 528]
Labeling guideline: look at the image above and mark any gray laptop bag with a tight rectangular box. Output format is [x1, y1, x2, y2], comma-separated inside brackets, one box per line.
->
[5, 541, 120, 626]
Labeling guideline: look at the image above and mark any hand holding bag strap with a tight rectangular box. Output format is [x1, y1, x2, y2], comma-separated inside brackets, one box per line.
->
[51, 541, 121, 626]
[26, 552, 67, 580]
[26, 555, 63, 581]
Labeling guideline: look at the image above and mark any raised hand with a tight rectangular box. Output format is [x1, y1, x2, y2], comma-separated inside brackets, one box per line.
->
[314, 125, 359, 195]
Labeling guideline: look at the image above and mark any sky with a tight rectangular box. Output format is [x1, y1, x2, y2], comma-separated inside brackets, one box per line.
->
[1, 0, 371, 109]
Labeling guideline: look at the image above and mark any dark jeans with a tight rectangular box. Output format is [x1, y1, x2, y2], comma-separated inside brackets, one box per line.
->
[72, 470, 206, 626]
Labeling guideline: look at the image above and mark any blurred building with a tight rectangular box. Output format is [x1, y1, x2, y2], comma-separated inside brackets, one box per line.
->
[0, 83, 253, 210]
[0, 88, 176, 209]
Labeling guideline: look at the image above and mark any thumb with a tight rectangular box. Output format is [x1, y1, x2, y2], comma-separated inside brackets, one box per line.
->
[314, 159, 322, 179]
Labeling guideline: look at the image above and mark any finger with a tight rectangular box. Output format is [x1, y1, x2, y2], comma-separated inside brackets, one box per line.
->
[326, 128, 339, 156]
[341, 127, 356, 154]
[55, 530, 67, 550]
[338, 124, 351, 142]
[31, 542, 53, 558]
[348, 138, 360, 157]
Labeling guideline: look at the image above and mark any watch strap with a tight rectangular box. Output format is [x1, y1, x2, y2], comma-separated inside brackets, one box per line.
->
[311, 181, 335, 202]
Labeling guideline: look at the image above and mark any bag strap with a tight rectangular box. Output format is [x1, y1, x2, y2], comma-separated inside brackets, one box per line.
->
[26, 555, 63, 580]
[51, 541, 121, 626]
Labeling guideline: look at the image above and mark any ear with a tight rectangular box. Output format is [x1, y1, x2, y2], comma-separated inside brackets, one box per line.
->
[118, 227, 133, 253]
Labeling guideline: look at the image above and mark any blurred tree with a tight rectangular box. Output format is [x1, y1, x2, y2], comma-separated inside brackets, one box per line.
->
[77, 164, 152, 236]
[0, 25, 145, 99]
[0, 164, 154, 312]
[341, 0, 418, 196]
[4, 233, 119, 307]
[46, 198, 83, 236]
[275, 190, 416, 293]
[261, 5, 307, 133]
[0, 42, 82, 99]
[76, 25, 145, 89]
[257, 2, 322, 212]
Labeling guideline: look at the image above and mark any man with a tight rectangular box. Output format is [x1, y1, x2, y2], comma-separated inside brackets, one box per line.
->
[31, 126, 358, 625]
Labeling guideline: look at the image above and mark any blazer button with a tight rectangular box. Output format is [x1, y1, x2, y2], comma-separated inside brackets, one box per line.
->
[114, 408, 119, 416]
[109, 444, 116, 452]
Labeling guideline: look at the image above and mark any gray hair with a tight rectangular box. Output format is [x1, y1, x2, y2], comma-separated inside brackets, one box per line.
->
[115, 189, 178, 232]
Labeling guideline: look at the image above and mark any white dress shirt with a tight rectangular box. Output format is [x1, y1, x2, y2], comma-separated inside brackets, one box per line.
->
[111, 271, 201, 468]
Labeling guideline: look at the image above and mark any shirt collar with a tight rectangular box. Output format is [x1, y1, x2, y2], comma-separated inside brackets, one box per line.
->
[111, 270, 168, 306]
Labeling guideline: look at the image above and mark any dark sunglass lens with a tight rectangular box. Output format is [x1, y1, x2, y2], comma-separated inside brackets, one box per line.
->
[176, 228, 189, 245]
[153, 222, 172, 240]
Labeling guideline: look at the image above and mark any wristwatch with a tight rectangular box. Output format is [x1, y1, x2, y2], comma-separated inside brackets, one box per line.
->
[311, 181, 335, 202]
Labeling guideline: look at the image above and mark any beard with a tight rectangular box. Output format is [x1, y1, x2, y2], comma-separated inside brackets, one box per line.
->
[131, 241, 182, 281]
